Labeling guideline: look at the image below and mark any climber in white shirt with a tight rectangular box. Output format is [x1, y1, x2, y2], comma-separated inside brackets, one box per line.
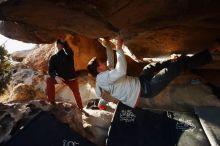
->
[87, 36, 213, 109]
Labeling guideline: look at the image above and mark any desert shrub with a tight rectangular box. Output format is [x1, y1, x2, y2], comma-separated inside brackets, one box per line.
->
[0, 45, 12, 95]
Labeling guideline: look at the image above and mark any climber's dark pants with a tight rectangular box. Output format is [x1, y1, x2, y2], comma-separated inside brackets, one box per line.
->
[46, 77, 83, 109]
[139, 50, 212, 98]
[139, 60, 184, 98]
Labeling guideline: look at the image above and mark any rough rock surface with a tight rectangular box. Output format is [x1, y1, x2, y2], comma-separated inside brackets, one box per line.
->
[11, 49, 34, 62]
[22, 44, 56, 73]
[1, 0, 220, 57]
[137, 72, 220, 111]
[8, 63, 46, 102]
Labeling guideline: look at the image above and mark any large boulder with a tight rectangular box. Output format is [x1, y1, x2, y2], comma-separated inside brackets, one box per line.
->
[8, 64, 46, 102]
[22, 44, 56, 73]
[1, 0, 220, 57]
[137, 72, 220, 111]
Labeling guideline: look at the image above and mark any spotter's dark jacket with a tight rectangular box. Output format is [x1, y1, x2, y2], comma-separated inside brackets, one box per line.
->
[48, 47, 77, 79]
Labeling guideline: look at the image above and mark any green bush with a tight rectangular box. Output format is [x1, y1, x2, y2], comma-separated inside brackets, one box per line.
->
[0, 45, 12, 95]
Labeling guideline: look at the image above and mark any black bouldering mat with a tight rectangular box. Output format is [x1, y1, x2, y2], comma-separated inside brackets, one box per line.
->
[3, 111, 96, 146]
[106, 102, 208, 146]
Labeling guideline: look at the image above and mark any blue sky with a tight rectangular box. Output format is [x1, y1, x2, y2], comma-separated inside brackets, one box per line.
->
[0, 34, 36, 54]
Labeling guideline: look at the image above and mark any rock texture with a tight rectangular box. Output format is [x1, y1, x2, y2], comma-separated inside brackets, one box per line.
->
[8, 63, 46, 102]
[11, 49, 34, 62]
[137, 72, 220, 111]
[22, 44, 56, 73]
[0, 0, 220, 57]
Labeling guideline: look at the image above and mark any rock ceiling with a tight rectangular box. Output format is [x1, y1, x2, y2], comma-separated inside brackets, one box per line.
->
[1, 0, 220, 57]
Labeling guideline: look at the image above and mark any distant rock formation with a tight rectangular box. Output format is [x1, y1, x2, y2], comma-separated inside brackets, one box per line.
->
[22, 44, 55, 73]
[11, 49, 34, 62]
